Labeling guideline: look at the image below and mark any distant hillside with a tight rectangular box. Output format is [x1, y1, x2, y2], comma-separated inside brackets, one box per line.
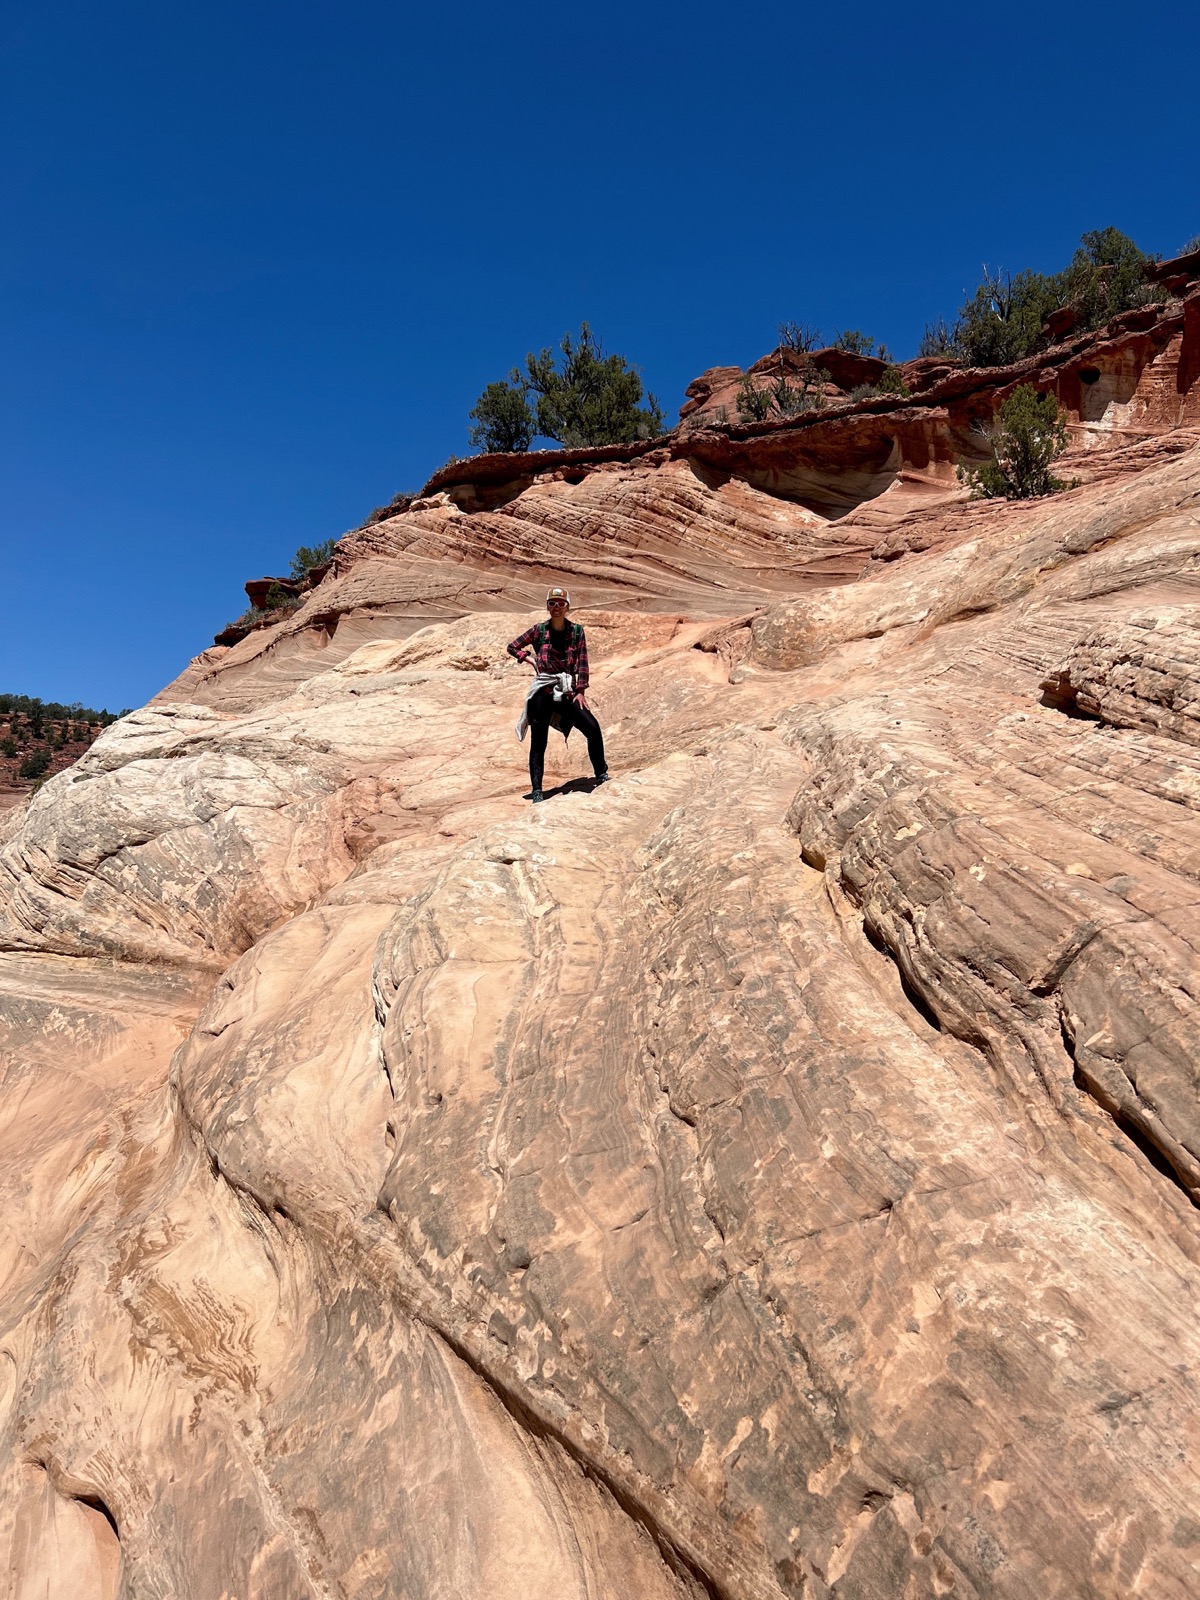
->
[0, 693, 126, 805]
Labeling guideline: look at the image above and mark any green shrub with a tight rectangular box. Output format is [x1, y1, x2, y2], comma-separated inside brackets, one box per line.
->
[1180, 234, 1200, 256]
[470, 326, 662, 451]
[770, 371, 811, 416]
[735, 375, 773, 422]
[1, 737, 16, 757]
[846, 370, 907, 401]
[288, 540, 338, 580]
[523, 324, 663, 447]
[958, 386, 1069, 500]
[953, 268, 1062, 367]
[467, 380, 535, 453]
[832, 329, 878, 356]
[1059, 227, 1161, 330]
[18, 747, 51, 780]
[736, 363, 828, 423]
[263, 582, 295, 610]
[951, 229, 1161, 368]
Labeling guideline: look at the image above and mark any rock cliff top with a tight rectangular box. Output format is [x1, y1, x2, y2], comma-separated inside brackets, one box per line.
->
[3, 271, 1200, 1599]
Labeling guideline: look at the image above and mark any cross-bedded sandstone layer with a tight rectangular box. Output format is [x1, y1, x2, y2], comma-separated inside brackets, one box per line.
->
[3, 310, 1200, 1599]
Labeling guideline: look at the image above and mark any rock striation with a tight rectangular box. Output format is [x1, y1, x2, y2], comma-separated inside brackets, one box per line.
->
[4, 274, 1200, 1598]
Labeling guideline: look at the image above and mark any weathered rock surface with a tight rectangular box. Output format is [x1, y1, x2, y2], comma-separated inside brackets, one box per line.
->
[4, 342, 1200, 1598]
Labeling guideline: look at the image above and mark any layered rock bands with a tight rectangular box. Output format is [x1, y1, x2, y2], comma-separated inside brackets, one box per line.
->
[3, 280, 1200, 1598]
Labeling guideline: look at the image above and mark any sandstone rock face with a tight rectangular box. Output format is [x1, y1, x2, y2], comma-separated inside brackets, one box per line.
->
[4, 370, 1200, 1598]
[674, 283, 1200, 466]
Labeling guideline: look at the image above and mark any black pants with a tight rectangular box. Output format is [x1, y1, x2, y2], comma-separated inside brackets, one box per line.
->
[527, 690, 606, 791]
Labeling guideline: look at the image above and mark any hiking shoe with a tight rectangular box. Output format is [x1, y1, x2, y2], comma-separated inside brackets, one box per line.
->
[593, 771, 611, 787]
[529, 788, 545, 804]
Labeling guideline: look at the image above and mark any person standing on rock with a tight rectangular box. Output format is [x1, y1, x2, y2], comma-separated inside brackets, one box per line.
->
[508, 587, 609, 804]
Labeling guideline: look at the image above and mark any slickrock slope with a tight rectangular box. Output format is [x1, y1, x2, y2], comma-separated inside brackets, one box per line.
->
[4, 306, 1200, 1598]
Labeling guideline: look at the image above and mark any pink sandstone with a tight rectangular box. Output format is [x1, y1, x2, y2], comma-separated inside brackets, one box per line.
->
[3, 258, 1200, 1598]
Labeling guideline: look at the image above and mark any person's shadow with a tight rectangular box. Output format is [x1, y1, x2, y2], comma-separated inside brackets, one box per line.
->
[527, 777, 605, 802]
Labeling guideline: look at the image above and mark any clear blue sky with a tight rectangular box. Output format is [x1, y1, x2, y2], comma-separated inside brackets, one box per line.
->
[3, 0, 1198, 711]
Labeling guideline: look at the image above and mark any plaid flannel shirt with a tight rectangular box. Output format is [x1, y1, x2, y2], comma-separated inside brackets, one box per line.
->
[507, 621, 590, 692]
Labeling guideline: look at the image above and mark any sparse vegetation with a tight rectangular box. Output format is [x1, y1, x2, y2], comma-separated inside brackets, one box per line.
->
[288, 540, 338, 580]
[958, 386, 1070, 500]
[769, 226, 1167, 381]
[918, 317, 956, 358]
[0, 693, 121, 725]
[468, 324, 663, 452]
[264, 582, 298, 611]
[736, 363, 828, 424]
[951, 228, 1162, 368]
[1180, 235, 1200, 256]
[735, 374, 773, 423]
[0, 695, 120, 791]
[832, 329, 885, 357]
[952, 267, 1063, 368]
[222, 606, 271, 635]
[845, 369, 909, 403]
[778, 321, 823, 353]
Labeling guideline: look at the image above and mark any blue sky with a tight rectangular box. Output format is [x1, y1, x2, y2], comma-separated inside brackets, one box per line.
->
[3, 0, 1198, 711]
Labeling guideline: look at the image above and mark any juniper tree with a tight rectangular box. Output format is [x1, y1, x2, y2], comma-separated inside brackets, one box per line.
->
[467, 379, 536, 454]
[951, 228, 1160, 368]
[958, 385, 1069, 500]
[521, 324, 663, 447]
[289, 539, 338, 580]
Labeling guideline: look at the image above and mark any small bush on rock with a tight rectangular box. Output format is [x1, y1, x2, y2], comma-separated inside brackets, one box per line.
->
[467, 380, 536, 453]
[736, 363, 828, 423]
[833, 329, 885, 357]
[470, 325, 662, 452]
[222, 606, 270, 634]
[770, 370, 813, 415]
[289, 540, 338, 580]
[735, 375, 774, 422]
[846, 372, 907, 402]
[958, 386, 1070, 500]
[524, 324, 663, 447]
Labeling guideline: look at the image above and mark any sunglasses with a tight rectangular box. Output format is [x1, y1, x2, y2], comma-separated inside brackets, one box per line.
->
[547, 598, 568, 606]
